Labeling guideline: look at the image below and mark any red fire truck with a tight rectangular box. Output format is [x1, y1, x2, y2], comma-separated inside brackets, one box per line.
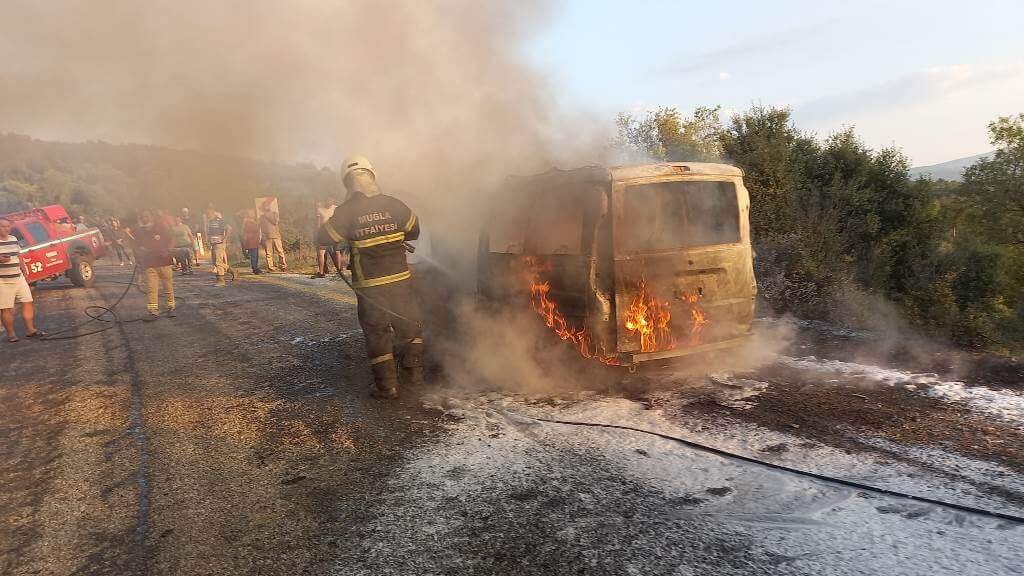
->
[1, 205, 107, 288]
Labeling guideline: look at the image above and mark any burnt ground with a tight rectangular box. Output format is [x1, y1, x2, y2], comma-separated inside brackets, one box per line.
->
[1, 261, 1022, 575]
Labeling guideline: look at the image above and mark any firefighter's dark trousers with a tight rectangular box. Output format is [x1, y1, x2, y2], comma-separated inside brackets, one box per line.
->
[355, 279, 423, 390]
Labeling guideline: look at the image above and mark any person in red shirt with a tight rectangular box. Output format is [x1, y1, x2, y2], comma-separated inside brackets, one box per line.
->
[133, 210, 176, 321]
[241, 208, 263, 274]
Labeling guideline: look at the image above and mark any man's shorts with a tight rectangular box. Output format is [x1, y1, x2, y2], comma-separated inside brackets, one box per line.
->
[0, 277, 33, 309]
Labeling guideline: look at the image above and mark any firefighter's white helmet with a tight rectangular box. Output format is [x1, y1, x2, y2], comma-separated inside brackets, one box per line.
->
[342, 155, 375, 180]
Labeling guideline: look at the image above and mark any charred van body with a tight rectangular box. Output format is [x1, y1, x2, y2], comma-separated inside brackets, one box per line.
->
[478, 163, 756, 368]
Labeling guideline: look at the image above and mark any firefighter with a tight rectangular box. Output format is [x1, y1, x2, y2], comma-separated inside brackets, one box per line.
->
[318, 155, 423, 399]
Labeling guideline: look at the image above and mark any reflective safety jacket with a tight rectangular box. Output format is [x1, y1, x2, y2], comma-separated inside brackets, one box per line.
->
[318, 192, 419, 288]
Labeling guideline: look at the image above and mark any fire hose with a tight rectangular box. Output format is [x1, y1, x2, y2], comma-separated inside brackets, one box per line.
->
[40, 261, 191, 341]
[39, 262, 147, 340]
[533, 417, 1024, 525]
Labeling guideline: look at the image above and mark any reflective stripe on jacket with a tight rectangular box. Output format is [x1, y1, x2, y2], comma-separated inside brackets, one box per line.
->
[318, 192, 419, 288]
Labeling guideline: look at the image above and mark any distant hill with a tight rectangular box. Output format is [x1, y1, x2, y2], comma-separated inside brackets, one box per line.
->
[909, 152, 994, 181]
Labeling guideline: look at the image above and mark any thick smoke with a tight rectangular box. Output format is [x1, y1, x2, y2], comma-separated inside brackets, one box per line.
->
[0, 0, 596, 213]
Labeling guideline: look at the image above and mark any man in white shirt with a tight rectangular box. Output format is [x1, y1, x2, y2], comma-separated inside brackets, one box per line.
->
[0, 217, 45, 342]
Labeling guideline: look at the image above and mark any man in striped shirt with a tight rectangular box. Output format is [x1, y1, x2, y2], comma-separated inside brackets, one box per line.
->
[0, 217, 45, 342]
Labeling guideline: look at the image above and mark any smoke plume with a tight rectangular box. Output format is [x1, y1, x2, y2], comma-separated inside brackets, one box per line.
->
[0, 1, 599, 212]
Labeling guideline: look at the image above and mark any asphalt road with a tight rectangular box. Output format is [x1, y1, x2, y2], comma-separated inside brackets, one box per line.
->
[2, 261, 1022, 575]
[1, 262, 443, 575]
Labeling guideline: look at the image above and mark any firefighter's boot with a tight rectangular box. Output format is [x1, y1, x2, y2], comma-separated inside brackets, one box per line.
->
[370, 357, 399, 399]
[400, 339, 424, 386]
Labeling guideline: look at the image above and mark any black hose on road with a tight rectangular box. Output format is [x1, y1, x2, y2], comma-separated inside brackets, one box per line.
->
[534, 417, 1024, 525]
[40, 263, 187, 341]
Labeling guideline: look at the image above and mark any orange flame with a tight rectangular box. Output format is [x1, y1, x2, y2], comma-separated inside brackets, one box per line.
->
[623, 279, 676, 352]
[677, 291, 711, 346]
[522, 256, 710, 363]
[525, 257, 619, 365]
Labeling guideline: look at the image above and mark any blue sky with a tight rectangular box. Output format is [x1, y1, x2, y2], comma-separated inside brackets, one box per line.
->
[526, 0, 1024, 165]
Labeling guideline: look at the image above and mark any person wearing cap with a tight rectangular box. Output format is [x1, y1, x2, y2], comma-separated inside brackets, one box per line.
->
[316, 155, 423, 399]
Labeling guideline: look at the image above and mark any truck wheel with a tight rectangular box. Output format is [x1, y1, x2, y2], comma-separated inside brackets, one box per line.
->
[68, 255, 95, 287]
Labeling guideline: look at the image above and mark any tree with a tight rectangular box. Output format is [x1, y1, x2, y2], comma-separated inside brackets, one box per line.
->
[720, 105, 807, 239]
[614, 106, 723, 163]
[960, 114, 1024, 247]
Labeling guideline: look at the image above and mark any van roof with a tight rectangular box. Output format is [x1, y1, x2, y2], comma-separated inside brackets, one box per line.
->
[503, 162, 744, 190]
[609, 162, 743, 181]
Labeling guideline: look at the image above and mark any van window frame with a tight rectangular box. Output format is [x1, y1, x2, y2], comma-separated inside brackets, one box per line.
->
[611, 176, 743, 257]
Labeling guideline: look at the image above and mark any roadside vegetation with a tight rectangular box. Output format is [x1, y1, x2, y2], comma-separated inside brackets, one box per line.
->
[616, 108, 1024, 353]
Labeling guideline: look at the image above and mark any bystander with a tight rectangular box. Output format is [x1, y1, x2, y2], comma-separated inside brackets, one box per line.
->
[259, 206, 287, 271]
[314, 198, 345, 278]
[134, 210, 176, 320]
[241, 209, 262, 275]
[108, 218, 132, 266]
[0, 217, 46, 341]
[171, 215, 195, 275]
[206, 205, 236, 286]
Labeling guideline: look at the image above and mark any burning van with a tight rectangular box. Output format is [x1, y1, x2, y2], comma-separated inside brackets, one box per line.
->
[477, 162, 756, 368]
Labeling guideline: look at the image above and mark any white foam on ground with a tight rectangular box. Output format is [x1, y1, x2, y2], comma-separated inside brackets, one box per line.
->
[333, 393, 1024, 575]
[779, 356, 1024, 427]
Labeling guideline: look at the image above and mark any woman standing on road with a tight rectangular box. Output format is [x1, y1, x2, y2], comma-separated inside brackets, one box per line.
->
[107, 218, 132, 266]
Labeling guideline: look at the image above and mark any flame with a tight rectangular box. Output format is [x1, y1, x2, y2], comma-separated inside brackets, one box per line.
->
[677, 291, 711, 346]
[522, 256, 710, 363]
[525, 257, 619, 365]
[623, 279, 676, 352]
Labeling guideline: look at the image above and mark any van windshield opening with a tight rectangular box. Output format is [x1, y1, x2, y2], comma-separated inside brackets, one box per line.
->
[620, 180, 739, 251]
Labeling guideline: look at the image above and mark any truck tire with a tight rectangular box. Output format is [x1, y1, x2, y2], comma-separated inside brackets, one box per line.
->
[68, 255, 95, 287]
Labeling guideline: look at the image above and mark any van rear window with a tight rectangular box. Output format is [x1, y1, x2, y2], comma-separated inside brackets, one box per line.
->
[620, 180, 739, 251]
